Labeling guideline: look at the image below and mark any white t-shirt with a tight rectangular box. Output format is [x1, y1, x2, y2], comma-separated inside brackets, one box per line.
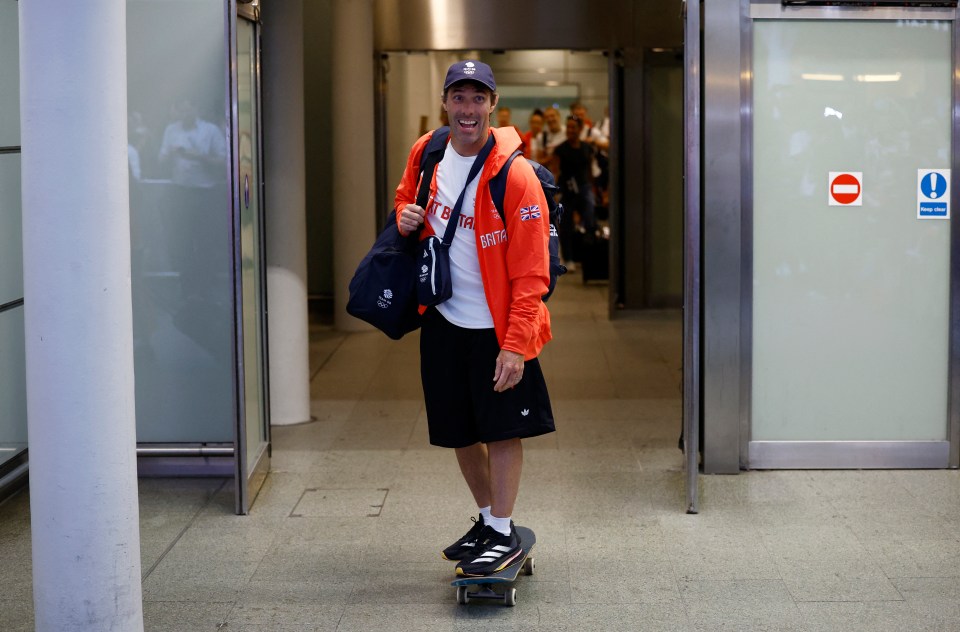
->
[542, 128, 566, 156]
[158, 119, 227, 188]
[426, 144, 494, 329]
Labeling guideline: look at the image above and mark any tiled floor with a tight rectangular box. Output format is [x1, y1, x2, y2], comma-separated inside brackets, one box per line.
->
[2, 271, 960, 630]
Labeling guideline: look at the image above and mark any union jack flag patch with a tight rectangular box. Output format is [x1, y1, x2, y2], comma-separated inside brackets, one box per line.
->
[519, 205, 541, 222]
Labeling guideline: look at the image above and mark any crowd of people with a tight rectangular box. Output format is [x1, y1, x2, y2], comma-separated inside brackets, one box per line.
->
[495, 103, 610, 271]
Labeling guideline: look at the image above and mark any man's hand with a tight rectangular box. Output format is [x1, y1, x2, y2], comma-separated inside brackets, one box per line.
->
[398, 204, 425, 235]
[493, 349, 525, 392]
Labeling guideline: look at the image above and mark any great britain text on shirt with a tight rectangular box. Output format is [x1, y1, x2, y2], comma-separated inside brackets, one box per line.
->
[426, 196, 477, 230]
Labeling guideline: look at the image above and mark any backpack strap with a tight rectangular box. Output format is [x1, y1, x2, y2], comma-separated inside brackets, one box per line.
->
[488, 150, 521, 223]
[489, 150, 560, 224]
[415, 127, 450, 209]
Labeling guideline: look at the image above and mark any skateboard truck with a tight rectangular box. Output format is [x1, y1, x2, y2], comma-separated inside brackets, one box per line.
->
[455, 556, 535, 606]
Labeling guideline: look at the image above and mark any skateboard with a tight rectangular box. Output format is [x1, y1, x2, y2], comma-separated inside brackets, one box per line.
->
[451, 525, 536, 607]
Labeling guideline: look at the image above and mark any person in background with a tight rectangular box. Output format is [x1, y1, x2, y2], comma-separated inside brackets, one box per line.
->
[538, 107, 565, 165]
[496, 106, 526, 155]
[523, 108, 544, 160]
[550, 115, 596, 271]
[569, 101, 594, 134]
[158, 98, 226, 188]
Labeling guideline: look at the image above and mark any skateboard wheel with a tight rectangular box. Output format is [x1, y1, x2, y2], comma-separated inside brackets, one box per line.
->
[456, 585, 469, 605]
[523, 556, 535, 576]
[505, 587, 517, 607]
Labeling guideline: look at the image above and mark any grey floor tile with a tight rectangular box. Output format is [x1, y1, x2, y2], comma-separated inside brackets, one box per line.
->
[776, 558, 904, 602]
[758, 525, 869, 561]
[238, 579, 355, 605]
[348, 566, 453, 604]
[335, 603, 463, 632]
[224, 601, 344, 630]
[861, 536, 960, 578]
[566, 556, 681, 605]
[891, 576, 960, 603]
[539, 602, 692, 632]
[0, 599, 34, 632]
[680, 579, 804, 631]
[252, 546, 363, 583]
[797, 600, 956, 632]
[142, 601, 231, 631]
[142, 559, 260, 603]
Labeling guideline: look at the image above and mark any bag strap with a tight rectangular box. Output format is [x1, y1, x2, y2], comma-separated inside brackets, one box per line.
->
[416, 127, 450, 210]
[488, 150, 522, 224]
[439, 133, 495, 247]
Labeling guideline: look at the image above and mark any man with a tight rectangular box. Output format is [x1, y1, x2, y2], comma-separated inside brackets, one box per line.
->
[538, 106, 565, 165]
[551, 115, 597, 270]
[395, 60, 555, 577]
[158, 98, 226, 188]
[496, 105, 526, 155]
[522, 108, 545, 160]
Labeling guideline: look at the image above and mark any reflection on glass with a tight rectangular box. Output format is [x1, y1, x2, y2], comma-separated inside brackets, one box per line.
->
[752, 20, 951, 442]
[127, 0, 233, 442]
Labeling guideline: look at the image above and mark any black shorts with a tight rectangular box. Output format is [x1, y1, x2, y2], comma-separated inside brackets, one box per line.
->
[420, 308, 556, 449]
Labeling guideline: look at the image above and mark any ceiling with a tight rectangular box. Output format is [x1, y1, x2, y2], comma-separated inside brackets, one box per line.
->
[374, 0, 686, 52]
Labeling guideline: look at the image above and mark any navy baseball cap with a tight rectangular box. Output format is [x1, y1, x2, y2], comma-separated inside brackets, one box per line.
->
[443, 60, 496, 92]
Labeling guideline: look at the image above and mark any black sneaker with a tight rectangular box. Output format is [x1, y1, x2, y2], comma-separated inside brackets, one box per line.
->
[441, 514, 486, 561]
[455, 523, 524, 577]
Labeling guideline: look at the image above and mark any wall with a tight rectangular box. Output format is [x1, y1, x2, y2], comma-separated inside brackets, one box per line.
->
[303, 0, 336, 302]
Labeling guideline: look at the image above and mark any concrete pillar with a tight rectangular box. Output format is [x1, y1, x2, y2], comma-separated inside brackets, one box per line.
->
[263, 0, 311, 425]
[19, 2, 144, 630]
[332, 0, 376, 332]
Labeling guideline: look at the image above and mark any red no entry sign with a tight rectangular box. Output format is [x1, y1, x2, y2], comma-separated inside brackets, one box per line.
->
[829, 172, 862, 206]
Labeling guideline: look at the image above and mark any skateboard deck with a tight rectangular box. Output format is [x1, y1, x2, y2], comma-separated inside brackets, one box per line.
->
[451, 525, 536, 606]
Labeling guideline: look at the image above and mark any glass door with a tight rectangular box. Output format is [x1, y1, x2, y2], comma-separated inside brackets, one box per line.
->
[233, 5, 270, 513]
[749, 13, 956, 468]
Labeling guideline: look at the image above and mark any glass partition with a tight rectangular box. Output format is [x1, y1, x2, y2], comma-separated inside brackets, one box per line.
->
[0, 0, 25, 473]
[127, 0, 233, 442]
[0, 308, 27, 464]
[0, 155, 22, 306]
[0, 0, 20, 148]
[752, 21, 952, 450]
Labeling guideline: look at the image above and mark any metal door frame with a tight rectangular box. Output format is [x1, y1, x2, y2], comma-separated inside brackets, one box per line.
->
[683, 0, 701, 513]
[230, 0, 272, 514]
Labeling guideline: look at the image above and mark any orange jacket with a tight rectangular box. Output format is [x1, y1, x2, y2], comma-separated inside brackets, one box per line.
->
[394, 126, 552, 360]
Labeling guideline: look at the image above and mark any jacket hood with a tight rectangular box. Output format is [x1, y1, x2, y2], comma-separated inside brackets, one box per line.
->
[486, 126, 523, 176]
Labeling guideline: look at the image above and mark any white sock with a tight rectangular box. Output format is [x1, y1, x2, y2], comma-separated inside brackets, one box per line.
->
[488, 514, 512, 536]
[479, 506, 492, 523]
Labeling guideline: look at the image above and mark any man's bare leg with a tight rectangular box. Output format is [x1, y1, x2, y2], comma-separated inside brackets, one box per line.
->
[488, 437, 523, 518]
[455, 442, 491, 509]
[455, 438, 523, 517]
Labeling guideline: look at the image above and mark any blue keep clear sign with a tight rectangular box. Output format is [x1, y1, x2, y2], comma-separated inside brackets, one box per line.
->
[917, 169, 950, 220]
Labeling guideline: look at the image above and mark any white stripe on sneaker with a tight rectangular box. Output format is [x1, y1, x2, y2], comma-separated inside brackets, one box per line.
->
[468, 544, 512, 564]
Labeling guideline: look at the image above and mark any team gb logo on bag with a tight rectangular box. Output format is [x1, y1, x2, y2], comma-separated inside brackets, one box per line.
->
[377, 288, 393, 309]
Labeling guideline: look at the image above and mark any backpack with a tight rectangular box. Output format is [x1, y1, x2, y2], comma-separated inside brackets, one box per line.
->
[418, 127, 566, 301]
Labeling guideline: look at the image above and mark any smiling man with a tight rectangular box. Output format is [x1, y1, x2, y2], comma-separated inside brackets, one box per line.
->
[394, 60, 556, 578]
